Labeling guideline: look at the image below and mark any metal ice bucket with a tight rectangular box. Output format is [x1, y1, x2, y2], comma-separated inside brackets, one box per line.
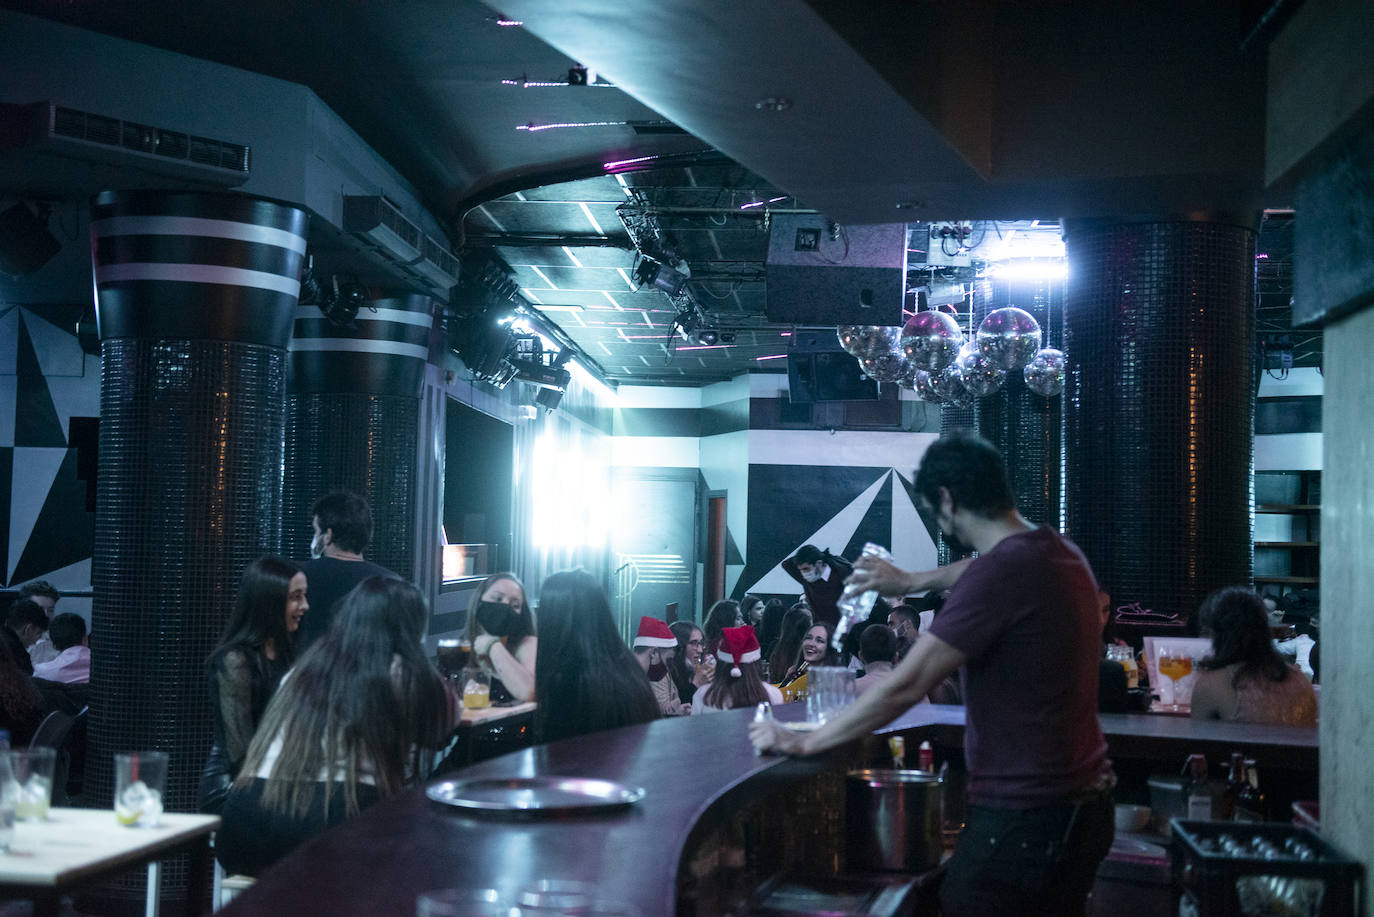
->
[845, 768, 943, 874]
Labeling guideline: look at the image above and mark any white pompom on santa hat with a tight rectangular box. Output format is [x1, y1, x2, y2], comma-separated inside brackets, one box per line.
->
[632, 616, 677, 649]
[716, 625, 761, 677]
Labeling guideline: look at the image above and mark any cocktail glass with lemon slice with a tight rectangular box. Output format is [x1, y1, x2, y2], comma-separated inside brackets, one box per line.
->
[114, 752, 168, 827]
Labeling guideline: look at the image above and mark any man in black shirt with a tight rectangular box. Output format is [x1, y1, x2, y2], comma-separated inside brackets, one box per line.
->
[298, 491, 392, 650]
[780, 544, 852, 629]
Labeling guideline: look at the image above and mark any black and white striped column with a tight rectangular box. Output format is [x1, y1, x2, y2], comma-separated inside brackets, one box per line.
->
[284, 291, 442, 586]
[88, 190, 307, 905]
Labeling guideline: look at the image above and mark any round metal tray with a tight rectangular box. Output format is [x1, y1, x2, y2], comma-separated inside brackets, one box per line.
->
[426, 776, 646, 814]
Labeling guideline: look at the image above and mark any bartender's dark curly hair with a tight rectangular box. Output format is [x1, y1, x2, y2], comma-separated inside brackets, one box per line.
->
[914, 432, 1015, 518]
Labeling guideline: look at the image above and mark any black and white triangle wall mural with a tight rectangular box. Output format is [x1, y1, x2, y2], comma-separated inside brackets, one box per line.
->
[737, 464, 940, 598]
[1, 305, 99, 589]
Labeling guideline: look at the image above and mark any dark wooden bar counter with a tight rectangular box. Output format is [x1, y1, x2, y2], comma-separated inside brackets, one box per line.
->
[221, 705, 1318, 916]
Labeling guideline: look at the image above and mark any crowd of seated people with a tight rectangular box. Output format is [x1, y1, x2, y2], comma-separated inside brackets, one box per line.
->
[216, 576, 458, 876]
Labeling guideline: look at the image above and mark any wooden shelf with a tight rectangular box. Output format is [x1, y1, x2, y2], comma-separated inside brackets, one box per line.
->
[1255, 504, 1321, 514]
[1254, 575, 1319, 585]
[1255, 541, 1319, 548]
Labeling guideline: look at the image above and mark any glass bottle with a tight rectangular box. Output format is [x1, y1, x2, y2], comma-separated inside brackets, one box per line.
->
[1184, 753, 1212, 820]
[834, 543, 893, 652]
[1234, 759, 1267, 822]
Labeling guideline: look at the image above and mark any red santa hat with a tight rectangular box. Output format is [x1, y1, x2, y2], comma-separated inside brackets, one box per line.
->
[716, 625, 761, 677]
[633, 616, 677, 649]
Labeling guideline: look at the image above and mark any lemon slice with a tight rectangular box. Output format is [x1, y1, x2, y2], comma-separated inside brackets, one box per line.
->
[115, 807, 142, 826]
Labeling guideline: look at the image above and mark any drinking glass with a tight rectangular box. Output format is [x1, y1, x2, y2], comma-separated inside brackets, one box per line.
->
[10, 748, 55, 821]
[461, 667, 491, 710]
[1157, 652, 1194, 712]
[416, 888, 507, 917]
[515, 879, 642, 916]
[436, 639, 471, 679]
[114, 751, 168, 827]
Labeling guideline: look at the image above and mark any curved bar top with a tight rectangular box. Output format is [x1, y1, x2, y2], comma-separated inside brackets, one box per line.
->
[222, 705, 1317, 916]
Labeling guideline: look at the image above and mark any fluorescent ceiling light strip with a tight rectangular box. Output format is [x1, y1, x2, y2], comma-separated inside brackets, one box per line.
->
[90, 216, 308, 254]
[523, 288, 544, 304]
[614, 270, 634, 291]
[562, 246, 584, 268]
[528, 266, 557, 289]
[578, 202, 606, 236]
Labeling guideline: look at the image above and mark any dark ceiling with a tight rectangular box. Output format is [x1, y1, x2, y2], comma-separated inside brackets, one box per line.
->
[1, 0, 1316, 382]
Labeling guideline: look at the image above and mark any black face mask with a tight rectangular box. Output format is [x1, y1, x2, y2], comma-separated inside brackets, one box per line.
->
[476, 601, 518, 638]
[646, 660, 668, 681]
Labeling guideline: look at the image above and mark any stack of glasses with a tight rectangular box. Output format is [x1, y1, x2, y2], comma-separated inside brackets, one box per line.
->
[805, 666, 857, 725]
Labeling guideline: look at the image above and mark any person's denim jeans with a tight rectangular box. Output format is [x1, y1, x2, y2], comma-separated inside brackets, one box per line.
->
[939, 786, 1115, 917]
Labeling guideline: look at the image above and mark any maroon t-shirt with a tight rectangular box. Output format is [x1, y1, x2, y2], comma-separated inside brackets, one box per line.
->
[929, 527, 1110, 808]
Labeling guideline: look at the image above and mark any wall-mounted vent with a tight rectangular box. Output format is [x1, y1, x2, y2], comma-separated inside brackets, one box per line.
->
[1, 101, 251, 185]
[343, 195, 459, 291]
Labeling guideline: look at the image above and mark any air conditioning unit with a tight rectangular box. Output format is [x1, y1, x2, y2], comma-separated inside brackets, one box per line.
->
[343, 195, 459, 290]
[0, 101, 251, 186]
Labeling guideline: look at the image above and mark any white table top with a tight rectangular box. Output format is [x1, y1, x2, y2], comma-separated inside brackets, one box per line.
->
[0, 808, 219, 889]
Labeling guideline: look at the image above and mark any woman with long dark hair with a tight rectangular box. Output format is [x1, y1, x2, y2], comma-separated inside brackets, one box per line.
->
[779, 621, 838, 695]
[216, 576, 457, 876]
[693, 626, 782, 713]
[668, 620, 710, 705]
[1191, 587, 1316, 726]
[757, 598, 787, 660]
[531, 570, 658, 744]
[466, 572, 536, 702]
[702, 599, 742, 658]
[768, 604, 812, 685]
[198, 556, 307, 813]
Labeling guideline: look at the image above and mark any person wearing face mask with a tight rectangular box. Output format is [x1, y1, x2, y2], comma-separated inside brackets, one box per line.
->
[298, 491, 392, 651]
[632, 616, 688, 716]
[467, 572, 536, 703]
[781, 544, 853, 629]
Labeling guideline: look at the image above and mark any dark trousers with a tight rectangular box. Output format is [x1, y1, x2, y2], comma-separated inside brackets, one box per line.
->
[939, 786, 1115, 917]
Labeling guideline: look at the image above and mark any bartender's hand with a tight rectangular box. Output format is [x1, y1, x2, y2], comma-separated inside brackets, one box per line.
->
[749, 718, 809, 756]
[846, 555, 913, 598]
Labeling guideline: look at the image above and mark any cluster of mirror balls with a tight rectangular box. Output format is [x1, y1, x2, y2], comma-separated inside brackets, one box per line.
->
[837, 308, 1066, 405]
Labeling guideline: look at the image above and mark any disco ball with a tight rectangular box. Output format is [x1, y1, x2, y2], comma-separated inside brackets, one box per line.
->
[1023, 347, 1067, 397]
[911, 368, 941, 402]
[953, 345, 1005, 397]
[900, 311, 964, 372]
[931, 362, 974, 407]
[977, 307, 1041, 370]
[836, 325, 864, 355]
[853, 325, 903, 360]
[860, 350, 908, 383]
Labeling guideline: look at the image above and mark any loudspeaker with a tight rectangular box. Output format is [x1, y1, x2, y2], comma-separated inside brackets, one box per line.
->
[0, 202, 61, 277]
[765, 215, 907, 325]
[787, 328, 878, 403]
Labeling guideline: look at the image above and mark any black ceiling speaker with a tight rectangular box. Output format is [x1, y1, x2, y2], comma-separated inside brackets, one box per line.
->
[0, 202, 62, 277]
[765, 215, 906, 326]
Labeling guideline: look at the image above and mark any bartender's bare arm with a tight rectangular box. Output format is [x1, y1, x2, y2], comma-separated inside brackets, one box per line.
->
[750, 632, 966, 756]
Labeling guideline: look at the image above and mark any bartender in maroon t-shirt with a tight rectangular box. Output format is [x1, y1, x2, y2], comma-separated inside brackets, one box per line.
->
[751, 432, 1115, 917]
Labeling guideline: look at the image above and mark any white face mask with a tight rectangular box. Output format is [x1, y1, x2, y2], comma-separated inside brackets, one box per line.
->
[800, 567, 821, 583]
